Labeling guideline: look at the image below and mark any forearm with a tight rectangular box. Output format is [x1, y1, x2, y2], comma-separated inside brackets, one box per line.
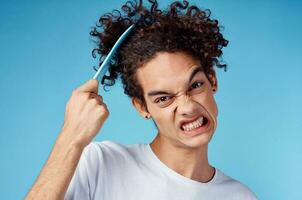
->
[26, 79, 108, 199]
[25, 131, 85, 200]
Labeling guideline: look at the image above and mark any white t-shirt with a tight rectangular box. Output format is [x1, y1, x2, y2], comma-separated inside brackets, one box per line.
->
[65, 140, 257, 200]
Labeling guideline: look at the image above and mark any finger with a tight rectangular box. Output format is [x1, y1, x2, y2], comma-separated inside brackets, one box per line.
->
[89, 93, 103, 104]
[89, 92, 103, 101]
[77, 79, 99, 94]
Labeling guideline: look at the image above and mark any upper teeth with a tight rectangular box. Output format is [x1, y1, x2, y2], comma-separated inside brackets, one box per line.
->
[182, 117, 204, 131]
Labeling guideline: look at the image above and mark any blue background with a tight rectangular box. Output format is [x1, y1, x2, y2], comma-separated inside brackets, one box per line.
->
[1, 0, 301, 199]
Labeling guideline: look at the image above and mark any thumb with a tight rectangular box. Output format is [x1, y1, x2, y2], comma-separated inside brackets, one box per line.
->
[77, 79, 99, 94]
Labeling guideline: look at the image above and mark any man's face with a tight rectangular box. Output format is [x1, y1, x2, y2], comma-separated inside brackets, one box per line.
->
[134, 51, 218, 149]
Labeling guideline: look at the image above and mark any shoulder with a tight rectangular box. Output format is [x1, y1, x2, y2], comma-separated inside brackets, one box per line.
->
[216, 168, 258, 200]
[82, 140, 140, 165]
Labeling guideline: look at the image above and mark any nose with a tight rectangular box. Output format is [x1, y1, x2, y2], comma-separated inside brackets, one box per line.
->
[176, 94, 198, 117]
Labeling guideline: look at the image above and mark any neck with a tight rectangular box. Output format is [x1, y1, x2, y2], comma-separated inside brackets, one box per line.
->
[149, 133, 215, 183]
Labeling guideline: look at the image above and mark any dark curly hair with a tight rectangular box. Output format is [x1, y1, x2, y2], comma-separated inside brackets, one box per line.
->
[90, 0, 228, 109]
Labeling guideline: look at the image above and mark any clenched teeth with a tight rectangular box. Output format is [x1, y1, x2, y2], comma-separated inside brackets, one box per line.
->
[182, 117, 204, 131]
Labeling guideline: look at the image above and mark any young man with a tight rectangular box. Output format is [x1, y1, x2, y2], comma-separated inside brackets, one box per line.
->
[26, 0, 258, 199]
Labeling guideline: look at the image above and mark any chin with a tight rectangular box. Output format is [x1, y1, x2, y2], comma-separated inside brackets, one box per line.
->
[183, 134, 213, 149]
[178, 127, 215, 149]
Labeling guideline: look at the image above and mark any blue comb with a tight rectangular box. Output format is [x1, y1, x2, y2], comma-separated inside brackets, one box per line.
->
[93, 24, 135, 83]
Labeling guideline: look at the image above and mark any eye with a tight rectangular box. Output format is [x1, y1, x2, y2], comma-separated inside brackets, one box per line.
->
[190, 81, 204, 90]
[155, 96, 172, 103]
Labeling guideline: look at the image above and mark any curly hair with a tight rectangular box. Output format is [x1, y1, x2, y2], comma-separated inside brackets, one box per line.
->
[90, 0, 228, 109]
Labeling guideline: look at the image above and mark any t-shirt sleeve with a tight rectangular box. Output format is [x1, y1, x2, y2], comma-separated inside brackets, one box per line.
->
[64, 143, 96, 200]
[63, 140, 131, 199]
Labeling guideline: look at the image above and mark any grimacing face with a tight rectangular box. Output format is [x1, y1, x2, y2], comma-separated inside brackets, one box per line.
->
[132, 51, 218, 149]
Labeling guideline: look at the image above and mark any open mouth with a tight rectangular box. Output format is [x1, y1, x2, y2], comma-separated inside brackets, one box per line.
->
[180, 116, 209, 132]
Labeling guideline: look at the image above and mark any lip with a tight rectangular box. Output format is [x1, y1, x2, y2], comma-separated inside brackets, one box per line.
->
[180, 117, 210, 137]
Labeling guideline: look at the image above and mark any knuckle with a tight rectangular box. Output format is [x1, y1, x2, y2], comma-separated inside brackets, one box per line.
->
[91, 98, 99, 105]
[96, 105, 109, 115]
[96, 105, 105, 112]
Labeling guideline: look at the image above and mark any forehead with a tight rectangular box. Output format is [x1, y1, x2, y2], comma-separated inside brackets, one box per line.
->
[136, 51, 202, 92]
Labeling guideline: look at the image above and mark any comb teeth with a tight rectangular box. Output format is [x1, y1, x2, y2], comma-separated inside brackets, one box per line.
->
[93, 24, 135, 82]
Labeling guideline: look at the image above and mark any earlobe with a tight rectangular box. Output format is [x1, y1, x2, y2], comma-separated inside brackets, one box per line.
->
[131, 97, 150, 119]
[208, 70, 218, 93]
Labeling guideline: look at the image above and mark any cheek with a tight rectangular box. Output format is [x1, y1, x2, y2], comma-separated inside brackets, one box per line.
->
[149, 105, 175, 128]
[195, 92, 218, 117]
[207, 93, 218, 116]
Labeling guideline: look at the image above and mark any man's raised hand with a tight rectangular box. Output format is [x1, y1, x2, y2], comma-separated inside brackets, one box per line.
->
[61, 79, 109, 148]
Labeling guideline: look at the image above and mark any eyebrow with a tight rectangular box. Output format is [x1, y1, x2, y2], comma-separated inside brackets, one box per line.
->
[147, 66, 203, 97]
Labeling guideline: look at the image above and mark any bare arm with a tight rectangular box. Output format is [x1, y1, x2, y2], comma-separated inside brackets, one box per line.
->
[25, 131, 84, 200]
[25, 79, 109, 199]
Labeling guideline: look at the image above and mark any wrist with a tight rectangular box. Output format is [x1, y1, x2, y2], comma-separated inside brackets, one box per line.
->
[56, 128, 87, 152]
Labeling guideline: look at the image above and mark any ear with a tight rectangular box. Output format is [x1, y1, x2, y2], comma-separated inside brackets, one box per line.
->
[131, 97, 150, 119]
[208, 69, 218, 93]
